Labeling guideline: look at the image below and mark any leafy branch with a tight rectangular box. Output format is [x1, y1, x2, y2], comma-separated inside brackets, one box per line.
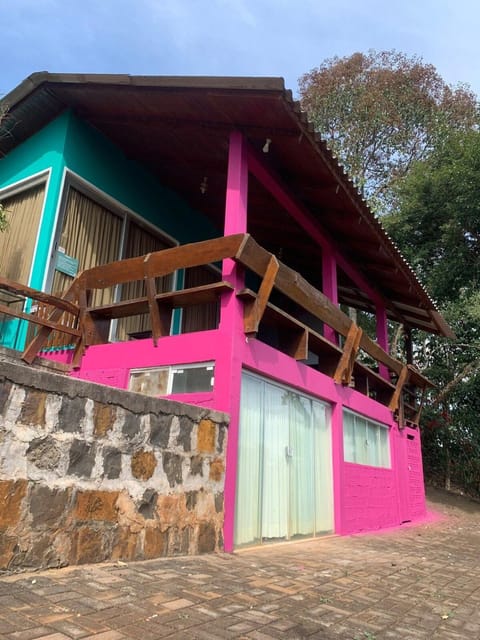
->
[0, 204, 7, 232]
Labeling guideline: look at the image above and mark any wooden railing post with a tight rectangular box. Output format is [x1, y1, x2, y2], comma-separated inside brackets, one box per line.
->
[389, 365, 410, 412]
[244, 254, 279, 334]
[21, 281, 80, 364]
[334, 324, 363, 385]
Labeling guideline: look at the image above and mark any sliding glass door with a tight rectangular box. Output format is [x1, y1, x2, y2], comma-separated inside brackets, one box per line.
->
[235, 372, 333, 547]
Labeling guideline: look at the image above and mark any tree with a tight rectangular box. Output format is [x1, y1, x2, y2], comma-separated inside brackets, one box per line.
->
[385, 129, 480, 303]
[299, 50, 478, 212]
[384, 129, 480, 495]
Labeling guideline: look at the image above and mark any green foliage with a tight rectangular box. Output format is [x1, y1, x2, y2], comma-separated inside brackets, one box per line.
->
[384, 129, 480, 496]
[421, 368, 480, 496]
[0, 203, 7, 232]
[299, 49, 480, 496]
[385, 129, 480, 302]
[299, 50, 478, 213]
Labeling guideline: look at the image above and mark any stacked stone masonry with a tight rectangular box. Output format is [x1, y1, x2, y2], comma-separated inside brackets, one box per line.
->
[0, 358, 228, 572]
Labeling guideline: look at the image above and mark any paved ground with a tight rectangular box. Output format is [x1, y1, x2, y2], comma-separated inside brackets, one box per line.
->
[0, 487, 479, 640]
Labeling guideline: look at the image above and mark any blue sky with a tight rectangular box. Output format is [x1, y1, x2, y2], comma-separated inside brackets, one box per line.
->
[2, 0, 480, 99]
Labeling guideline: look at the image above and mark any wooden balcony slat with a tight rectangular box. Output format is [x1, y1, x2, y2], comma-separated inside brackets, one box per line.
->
[407, 364, 434, 389]
[238, 288, 342, 368]
[89, 297, 149, 319]
[334, 324, 363, 385]
[146, 277, 165, 346]
[155, 282, 234, 306]
[0, 304, 81, 337]
[0, 277, 79, 316]
[353, 361, 396, 394]
[236, 234, 405, 377]
[388, 365, 410, 411]
[244, 254, 279, 334]
[22, 282, 79, 364]
[89, 282, 234, 320]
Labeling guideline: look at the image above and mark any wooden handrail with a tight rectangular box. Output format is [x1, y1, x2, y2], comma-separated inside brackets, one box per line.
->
[22, 281, 79, 363]
[0, 277, 79, 315]
[3, 232, 431, 417]
[0, 303, 81, 337]
[77, 234, 248, 290]
[234, 234, 408, 378]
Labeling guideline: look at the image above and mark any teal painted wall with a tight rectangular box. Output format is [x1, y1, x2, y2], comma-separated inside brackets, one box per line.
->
[0, 110, 220, 292]
[0, 111, 71, 290]
[62, 112, 219, 244]
[0, 110, 221, 346]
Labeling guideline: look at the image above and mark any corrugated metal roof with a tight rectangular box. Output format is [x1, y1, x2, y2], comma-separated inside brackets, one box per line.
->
[0, 72, 452, 337]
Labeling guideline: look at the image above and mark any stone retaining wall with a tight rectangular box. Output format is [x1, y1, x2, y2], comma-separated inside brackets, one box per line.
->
[0, 358, 228, 572]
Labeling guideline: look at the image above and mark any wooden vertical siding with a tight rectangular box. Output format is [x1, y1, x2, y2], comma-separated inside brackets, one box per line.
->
[116, 220, 174, 341]
[181, 265, 221, 333]
[0, 184, 46, 284]
[51, 188, 123, 305]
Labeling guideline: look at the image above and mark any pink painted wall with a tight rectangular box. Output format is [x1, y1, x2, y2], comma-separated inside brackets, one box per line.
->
[405, 427, 427, 519]
[342, 463, 398, 532]
[239, 336, 422, 536]
[35, 127, 429, 547]
[59, 327, 426, 544]
[39, 130, 426, 544]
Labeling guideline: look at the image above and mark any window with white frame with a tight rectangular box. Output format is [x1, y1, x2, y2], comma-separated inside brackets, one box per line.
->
[128, 362, 215, 397]
[343, 410, 390, 468]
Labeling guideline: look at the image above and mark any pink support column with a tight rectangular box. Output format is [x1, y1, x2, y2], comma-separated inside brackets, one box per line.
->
[331, 402, 345, 534]
[216, 131, 248, 552]
[322, 248, 338, 344]
[376, 304, 389, 379]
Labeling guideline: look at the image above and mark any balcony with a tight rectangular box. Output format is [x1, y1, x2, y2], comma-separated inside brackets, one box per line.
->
[0, 233, 432, 426]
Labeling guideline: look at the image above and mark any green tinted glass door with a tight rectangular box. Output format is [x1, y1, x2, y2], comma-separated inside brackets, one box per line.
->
[235, 373, 333, 547]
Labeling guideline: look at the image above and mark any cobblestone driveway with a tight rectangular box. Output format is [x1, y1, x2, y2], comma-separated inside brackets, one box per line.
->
[0, 487, 479, 640]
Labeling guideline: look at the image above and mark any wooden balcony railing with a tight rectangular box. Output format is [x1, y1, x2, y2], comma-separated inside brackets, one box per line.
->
[0, 234, 432, 426]
[0, 277, 81, 350]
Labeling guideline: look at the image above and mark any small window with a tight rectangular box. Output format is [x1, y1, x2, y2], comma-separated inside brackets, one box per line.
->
[129, 367, 169, 396]
[171, 364, 214, 393]
[129, 362, 214, 397]
[343, 409, 390, 468]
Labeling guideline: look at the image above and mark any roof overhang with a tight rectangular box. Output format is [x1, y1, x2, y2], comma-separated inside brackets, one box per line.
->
[0, 72, 454, 338]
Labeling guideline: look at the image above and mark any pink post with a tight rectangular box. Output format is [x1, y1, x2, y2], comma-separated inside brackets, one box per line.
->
[331, 402, 345, 534]
[217, 131, 248, 552]
[376, 304, 389, 379]
[322, 247, 338, 343]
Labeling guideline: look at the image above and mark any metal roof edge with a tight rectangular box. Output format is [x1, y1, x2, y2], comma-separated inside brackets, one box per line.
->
[281, 92, 445, 323]
[1, 71, 51, 110]
[0, 71, 452, 337]
[1, 72, 287, 111]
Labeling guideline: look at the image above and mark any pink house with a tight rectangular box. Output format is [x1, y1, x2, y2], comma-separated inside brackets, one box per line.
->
[0, 74, 451, 551]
